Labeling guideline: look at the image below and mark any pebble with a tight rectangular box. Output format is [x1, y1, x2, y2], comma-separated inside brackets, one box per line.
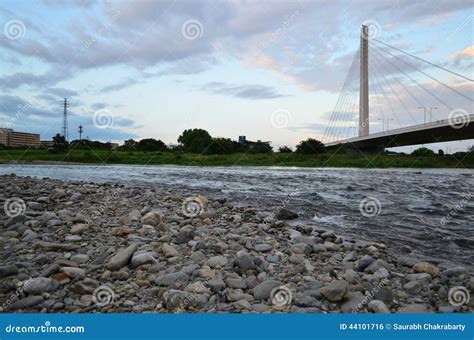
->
[252, 280, 282, 300]
[320, 280, 349, 302]
[107, 244, 139, 270]
[24, 278, 59, 294]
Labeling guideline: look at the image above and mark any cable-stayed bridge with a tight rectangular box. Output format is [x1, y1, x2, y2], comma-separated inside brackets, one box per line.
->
[323, 25, 473, 151]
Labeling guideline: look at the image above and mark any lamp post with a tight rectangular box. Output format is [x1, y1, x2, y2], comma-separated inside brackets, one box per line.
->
[418, 106, 427, 124]
[429, 107, 438, 123]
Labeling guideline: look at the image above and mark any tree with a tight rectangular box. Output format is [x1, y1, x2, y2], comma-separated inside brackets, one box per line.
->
[211, 137, 240, 154]
[178, 128, 213, 153]
[122, 139, 138, 150]
[438, 149, 444, 156]
[249, 141, 273, 153]
[278, 146, 293, 153]
[52, 133, 68, 151]
[137, 138, 167, 151]
[296, 138, 326, 154]
[411, 147, 435, 157]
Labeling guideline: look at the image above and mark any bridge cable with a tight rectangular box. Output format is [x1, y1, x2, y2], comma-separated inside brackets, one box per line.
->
[373, 38, 474, 82]
[369, 46, 421, 125]
[372, 41, 473, 102]
[369, 45, 454, 110]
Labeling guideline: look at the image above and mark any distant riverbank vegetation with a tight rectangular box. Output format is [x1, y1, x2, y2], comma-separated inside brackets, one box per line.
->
[0, 129, 473, 168]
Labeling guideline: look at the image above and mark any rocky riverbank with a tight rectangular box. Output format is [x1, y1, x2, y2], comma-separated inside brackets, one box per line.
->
[0, 174, 472, 313]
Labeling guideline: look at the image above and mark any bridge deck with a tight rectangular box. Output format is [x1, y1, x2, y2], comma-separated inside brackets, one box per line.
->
[325, 114, 474, 149]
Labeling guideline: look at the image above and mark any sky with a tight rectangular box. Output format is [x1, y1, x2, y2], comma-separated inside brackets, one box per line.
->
[0, 0, 473, 152]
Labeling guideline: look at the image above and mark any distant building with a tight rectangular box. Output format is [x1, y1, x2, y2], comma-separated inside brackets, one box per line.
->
[0, 128, 40, 148]
[109, 143, 119, 150]
[238, 136, 246, 144]
[41, 140, 54, 148]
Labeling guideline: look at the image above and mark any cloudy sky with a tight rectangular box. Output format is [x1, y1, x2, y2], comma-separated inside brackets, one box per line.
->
[0, 0, 472, 152]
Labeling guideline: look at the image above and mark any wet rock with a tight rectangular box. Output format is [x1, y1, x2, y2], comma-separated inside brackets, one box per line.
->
[320, 280, 349, 302]
[107, 244, 138, 270]
[276, 208, 298, 220]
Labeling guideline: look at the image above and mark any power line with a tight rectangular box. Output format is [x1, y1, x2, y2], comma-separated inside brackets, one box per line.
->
[373, 38, 474, 82]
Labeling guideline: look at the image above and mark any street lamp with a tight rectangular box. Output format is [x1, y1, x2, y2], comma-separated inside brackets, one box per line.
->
[418, 106, 427, 124]
[429, 107, 438, 123]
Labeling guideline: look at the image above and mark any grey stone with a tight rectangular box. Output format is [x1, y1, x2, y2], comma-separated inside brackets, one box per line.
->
[341, 291, 366, 313]
[0, 265, 19, 278]
[276, 208, 298, 220]
[107, 244, 138, 270]
[255, 244, 273, 252]
[403, 280, 423, 294]
[130, 252, 157, 268]
[34, 241, 80, 251]
[354, 255, 374, 272]
[320, 280, 349, 302]
[406, 273, 431, 282]
[442, 266, 467, 277]
[207, 278, 225, 292]
[397, 304, 430, 313]
[253, 280, 282, 300]
[24, 278, 59, 294]
[368, 300, 390, 313]
[226, 278, 247, 289]
[8, 296, 44, 310]
[155, 272, 188, 286]
[235, 255, 257, 270]
[60, 267, 85, 279]
[312, 244, 327, 253]
[206, 256, 228, 268]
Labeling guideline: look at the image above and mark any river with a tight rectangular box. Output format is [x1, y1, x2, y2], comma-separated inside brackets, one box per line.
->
[1, 164, 473, 266]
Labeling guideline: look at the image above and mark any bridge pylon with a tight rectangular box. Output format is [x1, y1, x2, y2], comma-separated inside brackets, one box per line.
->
[359, 24, 369, 137]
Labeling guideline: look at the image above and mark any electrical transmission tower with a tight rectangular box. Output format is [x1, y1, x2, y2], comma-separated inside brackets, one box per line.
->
[62, 98, 69, 141]
[78, 124, 83, 140]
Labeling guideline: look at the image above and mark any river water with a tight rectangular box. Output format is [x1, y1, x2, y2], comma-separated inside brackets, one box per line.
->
[1, 164, 473, 266]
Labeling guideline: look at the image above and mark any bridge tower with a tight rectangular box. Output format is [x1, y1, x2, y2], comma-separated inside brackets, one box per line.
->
[359, 25, 369, 137]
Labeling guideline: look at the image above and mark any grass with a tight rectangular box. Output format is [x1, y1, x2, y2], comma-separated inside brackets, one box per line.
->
[0, 148, 473, 168]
